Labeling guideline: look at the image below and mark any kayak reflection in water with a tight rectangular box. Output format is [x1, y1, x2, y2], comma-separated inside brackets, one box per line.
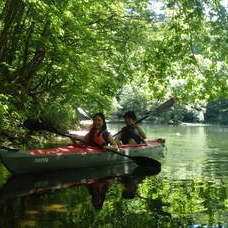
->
[0, 164, 165, 214]
[86, 166, 162, 210]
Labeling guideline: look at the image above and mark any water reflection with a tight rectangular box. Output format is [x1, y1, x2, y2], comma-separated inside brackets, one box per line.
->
[87, 179, 110, 210]
[0, 163, 163, 227]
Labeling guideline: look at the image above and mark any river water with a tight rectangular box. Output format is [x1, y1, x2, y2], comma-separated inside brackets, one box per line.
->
[0, 123, 228, 227]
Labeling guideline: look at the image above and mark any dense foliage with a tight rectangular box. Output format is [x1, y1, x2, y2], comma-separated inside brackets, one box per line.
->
[0, 0, 227, 144]
[205, 98, 228, 124]
[112, 84, 204, 123]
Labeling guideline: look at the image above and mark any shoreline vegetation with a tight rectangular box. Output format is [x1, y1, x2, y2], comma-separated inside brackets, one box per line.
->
[79, 120, 228, 128]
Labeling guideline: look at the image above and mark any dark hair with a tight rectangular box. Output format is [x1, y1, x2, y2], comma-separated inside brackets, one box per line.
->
[87, 113, 108, 145]
[123, 111, 137, 120]
[87, 181, 109, 210]
[92, 112, 107, 131]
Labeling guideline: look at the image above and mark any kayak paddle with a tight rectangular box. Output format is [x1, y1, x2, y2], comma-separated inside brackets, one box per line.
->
[113, 98, 175, 137]
[76, 107, 92, 120]
[23, 119, 72, 138]
[106, 148, 161, 168]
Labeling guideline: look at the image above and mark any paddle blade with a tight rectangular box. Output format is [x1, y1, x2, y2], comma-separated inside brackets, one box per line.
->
[77, 107, 92, 120]
[131, 156, 161, 169]
[136, 98, 175, 124]
[154, 98, 175, 114]
[131, 165, 161, 177]
[23, 119, 70, 138]
[23, 119, 43, 131]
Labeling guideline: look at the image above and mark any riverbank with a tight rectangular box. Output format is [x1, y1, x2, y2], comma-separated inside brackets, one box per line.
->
[80, 119, 228, 127]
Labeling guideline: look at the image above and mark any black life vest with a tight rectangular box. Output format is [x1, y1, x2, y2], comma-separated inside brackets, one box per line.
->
[120, 126, 143, 144]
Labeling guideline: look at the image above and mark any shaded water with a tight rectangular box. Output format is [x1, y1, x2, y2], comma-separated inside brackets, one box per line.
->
[0, 124, 228, 227]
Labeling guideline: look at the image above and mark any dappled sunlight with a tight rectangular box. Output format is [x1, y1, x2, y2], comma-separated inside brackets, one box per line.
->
[18, 219, 37, 227]
[28, 144, 105, 155]
[25, 210, 39, 215]
[42, 204, 69, 213]
[25, 139, 162, 157]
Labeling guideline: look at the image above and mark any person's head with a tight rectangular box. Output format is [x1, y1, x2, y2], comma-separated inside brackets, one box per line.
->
[123, 111, 137, 126]
[92, 113, 107, 131]
[87, 181, 109, 210]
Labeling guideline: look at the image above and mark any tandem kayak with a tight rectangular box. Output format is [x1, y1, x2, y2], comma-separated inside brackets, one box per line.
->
[0, 139, 165, 174]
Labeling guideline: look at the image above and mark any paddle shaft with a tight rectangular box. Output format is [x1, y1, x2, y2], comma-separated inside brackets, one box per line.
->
[33, 125, 159, 167]
[53, 131, 71, 138]
[106, 147, 133, 159]
[32, 127, 155, 166]
[58, 133, 160, 167]
[105, 147, 161, 168]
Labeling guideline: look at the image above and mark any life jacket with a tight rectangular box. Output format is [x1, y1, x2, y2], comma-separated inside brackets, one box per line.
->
[121, 126, 142, 144]
[86, 129, 110, 146]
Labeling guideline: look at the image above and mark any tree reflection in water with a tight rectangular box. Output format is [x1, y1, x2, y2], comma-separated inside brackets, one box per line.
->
[0, 162, 228, 227]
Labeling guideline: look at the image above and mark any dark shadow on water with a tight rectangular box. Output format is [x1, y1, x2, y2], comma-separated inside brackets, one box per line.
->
[86, 165, 162, 210]
[1, 162, 227, 227]
[0, 162, 161, 208]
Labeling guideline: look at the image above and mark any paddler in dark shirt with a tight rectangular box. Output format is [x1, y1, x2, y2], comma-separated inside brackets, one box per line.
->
[116, 111, 146, 145]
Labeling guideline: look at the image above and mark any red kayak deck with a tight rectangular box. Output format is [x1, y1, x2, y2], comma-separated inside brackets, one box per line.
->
[28, 140, 163, 156]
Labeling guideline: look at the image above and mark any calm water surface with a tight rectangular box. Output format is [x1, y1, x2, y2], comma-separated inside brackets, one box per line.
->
[0, 124, 228, 228]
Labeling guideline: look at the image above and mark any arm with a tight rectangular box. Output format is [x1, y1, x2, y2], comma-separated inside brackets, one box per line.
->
[135, 125, 146, 139]
[106, 135, 119, 150]
[114, 133, 122, 146]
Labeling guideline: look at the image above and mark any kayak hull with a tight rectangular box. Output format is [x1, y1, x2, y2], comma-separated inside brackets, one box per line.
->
[0, 139, 165, 174]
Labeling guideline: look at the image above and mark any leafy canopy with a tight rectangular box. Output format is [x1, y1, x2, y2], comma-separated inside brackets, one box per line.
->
[0, 0, 227, 134]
